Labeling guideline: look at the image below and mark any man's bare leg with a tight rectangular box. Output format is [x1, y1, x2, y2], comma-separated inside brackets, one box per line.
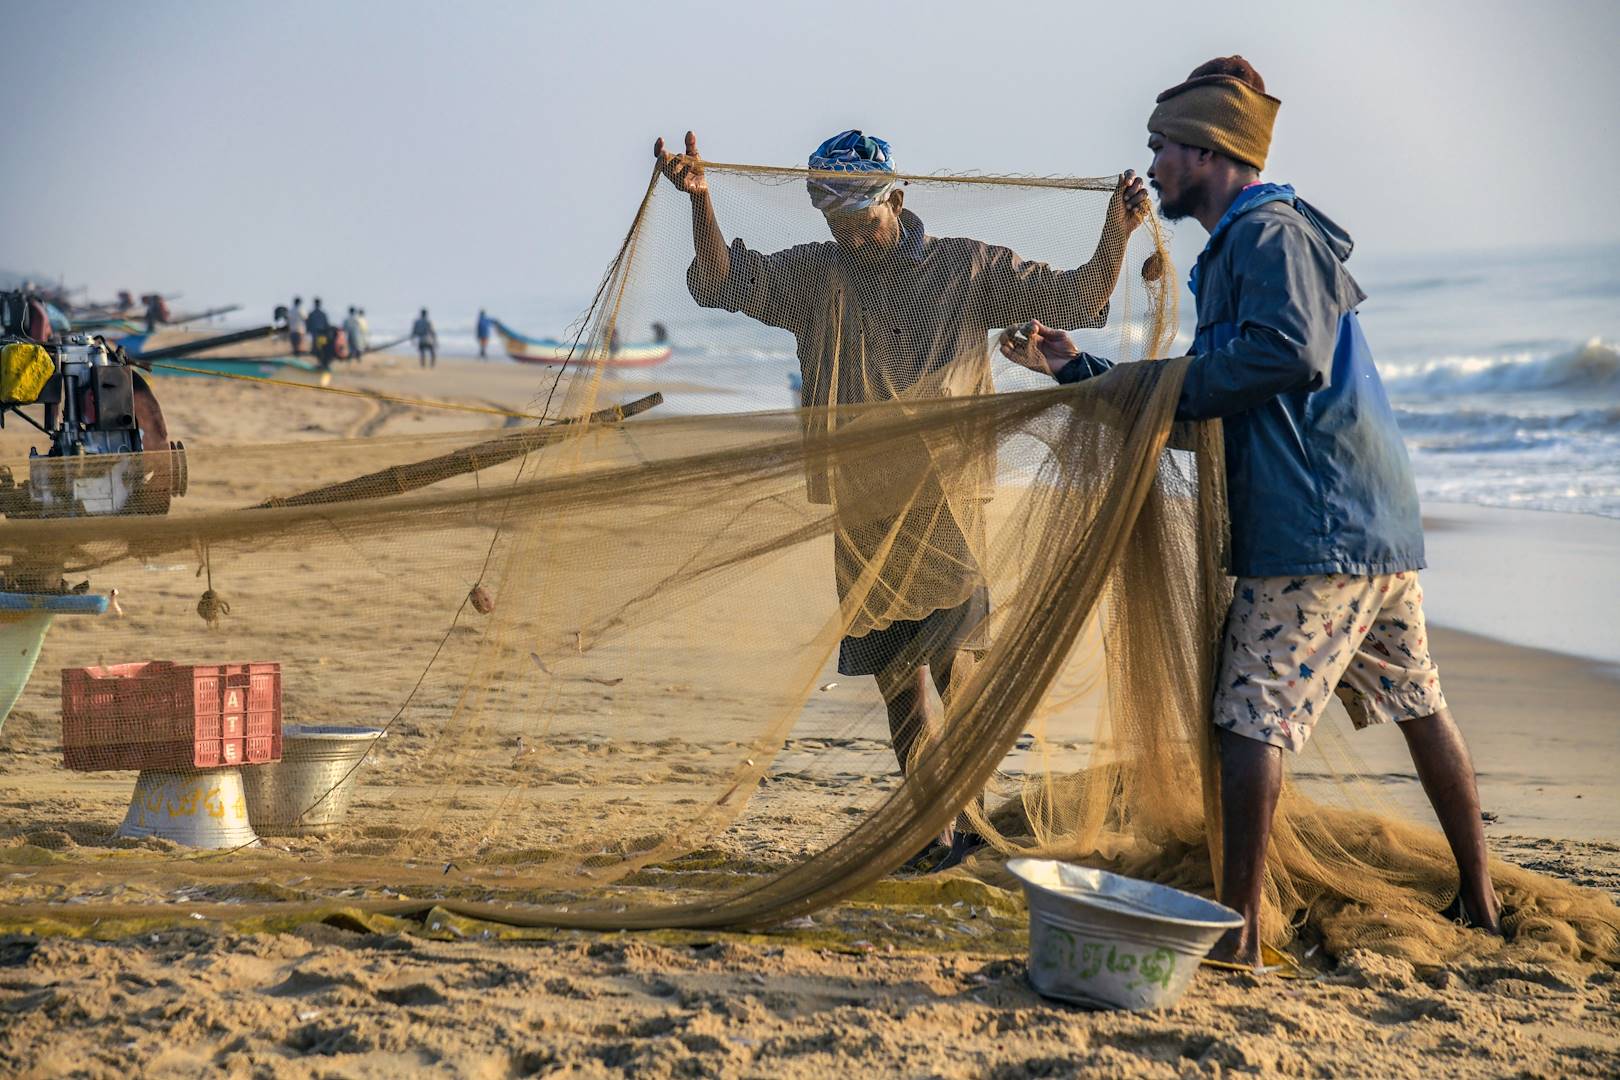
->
[880, 664, 934, 777]
[926, 655, 986, 869]
[1210, 710, 1500, 966]
[880, 664, 952, 853]
[1400, 709, 1500, 932]
[881, 657, 985, 867]
[1208, 727, 1282, 966]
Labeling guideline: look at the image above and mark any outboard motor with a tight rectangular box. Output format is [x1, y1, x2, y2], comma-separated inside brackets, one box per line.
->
[1, 291, 185, 520]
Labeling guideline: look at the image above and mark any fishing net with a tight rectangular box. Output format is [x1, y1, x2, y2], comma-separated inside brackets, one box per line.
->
[1, 161, 1615, 970]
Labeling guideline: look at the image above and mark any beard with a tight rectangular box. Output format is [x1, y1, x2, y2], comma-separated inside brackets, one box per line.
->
[1155, 176, 1206, 222]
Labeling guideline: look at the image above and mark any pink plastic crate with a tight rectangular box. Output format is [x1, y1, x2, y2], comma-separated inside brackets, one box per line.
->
[62, 661, 282, 772]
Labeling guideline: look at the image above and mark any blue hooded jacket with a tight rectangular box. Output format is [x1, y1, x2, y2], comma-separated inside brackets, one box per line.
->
[1057, 185, 1425, 577]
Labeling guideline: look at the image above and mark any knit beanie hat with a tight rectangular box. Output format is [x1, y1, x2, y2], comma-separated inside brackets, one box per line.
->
[1147, 56, 1281, 170]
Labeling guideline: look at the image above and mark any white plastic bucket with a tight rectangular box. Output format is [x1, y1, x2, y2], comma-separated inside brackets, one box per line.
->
[1007, 858, 1244, 1010]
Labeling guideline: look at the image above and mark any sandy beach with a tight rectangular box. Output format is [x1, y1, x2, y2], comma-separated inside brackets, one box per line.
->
[1, 353, 1617, 1078]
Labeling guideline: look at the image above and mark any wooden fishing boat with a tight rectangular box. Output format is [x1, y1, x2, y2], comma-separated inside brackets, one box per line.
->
[143, 355, 321, 378]
[115, 331, 319, 378]
[493, 320, 672, 367]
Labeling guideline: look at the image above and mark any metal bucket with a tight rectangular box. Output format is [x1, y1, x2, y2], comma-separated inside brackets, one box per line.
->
[241, 725, 384, 836]
[1007, 858, 1244, 1011]
[117, 767, 260, 848]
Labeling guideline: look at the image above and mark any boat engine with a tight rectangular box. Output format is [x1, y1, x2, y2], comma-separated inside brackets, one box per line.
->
[1, 315, 186, 521]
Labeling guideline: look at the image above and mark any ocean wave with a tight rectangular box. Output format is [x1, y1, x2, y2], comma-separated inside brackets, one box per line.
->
[1376, 273, 1488, 294]
[1419, 433, 1563, 454]
[1381, 338, 1620, 395]
[1394, 405, 1620, 436]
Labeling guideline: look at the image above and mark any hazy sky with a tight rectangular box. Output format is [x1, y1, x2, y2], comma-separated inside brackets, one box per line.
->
[10, 0, 1618, 324]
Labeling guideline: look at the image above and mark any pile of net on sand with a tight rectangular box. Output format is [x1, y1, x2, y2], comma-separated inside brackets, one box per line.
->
[1, 161, 1614, 970]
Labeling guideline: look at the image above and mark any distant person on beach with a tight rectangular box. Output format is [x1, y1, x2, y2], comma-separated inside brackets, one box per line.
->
[142, 293, 164, 333]
[657, 127, 1147, 871]
[476, 309, 492, 359]
[1006, 56, 1500, 965]
[651, 321, 669, 344]
[288, 297, 306, 356]
[344, 306, 365, 362]
[355, 308, 370, 356]
[306, 297, 334, 369]
[412, 308, 437, 368]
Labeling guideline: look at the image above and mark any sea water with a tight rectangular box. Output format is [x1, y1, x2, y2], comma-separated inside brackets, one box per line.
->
[1356, 244, 1620, 519]
[377, 242, 1620, 520]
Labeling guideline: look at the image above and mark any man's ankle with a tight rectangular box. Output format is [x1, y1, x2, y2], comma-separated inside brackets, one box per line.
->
[1208, 925, 1260, 966]
[1466, 888, 1502, 931]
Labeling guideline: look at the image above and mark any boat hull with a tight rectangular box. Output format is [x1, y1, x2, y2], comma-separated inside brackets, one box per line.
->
[504, 340, 672, 368]
[147, 357, 321, 378]
[0, 593, 110, 733]
[494, 323, 671, 368]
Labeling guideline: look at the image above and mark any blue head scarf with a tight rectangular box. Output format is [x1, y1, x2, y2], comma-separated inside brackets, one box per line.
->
[807, 130, 897, 213]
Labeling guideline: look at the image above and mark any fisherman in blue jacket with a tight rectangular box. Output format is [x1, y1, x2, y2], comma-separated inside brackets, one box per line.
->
[1005, 56, 1500, 966]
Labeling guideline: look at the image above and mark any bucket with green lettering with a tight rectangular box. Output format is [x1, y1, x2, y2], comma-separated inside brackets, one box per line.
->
[1007, 859, 1244, 1010]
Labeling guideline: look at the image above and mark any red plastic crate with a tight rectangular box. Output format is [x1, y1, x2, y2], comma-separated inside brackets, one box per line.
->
[61, 661, 282, 772]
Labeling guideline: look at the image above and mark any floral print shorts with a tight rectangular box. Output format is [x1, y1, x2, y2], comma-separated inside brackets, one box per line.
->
[1213, 571, 1446, 753]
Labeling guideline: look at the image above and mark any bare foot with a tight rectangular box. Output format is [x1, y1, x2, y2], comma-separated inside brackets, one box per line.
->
[929, 831, 987, 874]
[1443, 891, 1505, 936]
[1206, 927, 1261, 968]
[1468, 892, 1503, 935]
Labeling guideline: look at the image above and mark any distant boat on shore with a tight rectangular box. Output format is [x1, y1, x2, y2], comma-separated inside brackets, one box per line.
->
[143, 355, 320, 378]
[492, 320, 672, 368]
[114, 332, 319, 378]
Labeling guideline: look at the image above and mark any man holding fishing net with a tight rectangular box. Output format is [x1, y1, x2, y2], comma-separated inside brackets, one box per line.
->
[1004, 56, 1500, 964]
[654, 129, 1148, 869]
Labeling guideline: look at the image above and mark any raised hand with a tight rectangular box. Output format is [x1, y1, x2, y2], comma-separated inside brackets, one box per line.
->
[1105, 169, 1150, 235]
[998, 320, 1079, 377]
[654, 131, 708, 196]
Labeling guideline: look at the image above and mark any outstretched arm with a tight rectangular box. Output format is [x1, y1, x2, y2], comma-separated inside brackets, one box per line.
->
[1007, 219, 1338, 424]
[998, 320, 1113, 382]
[660, 133, 809, 335]
[980, 171, 1150, 329]
[655, 132, 730, 287]
[1075, 170, 1150, 314]
[1000, 321, 1200, 452]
